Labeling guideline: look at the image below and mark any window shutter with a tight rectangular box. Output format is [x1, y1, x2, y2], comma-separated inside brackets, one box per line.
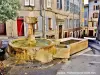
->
[52, 17, 56, 30]
[57, 0, 59, 8]
[64, 0, 66, 11]
[74, 19, 76, 28]
[60, 0, 62, 9]
[35, 24, 37, 29]
[30, 0, 35, 6]
[47, 0, 52, 8]
[45, 17, 49, 31]
[24, 22, 28, 36]
[65, 19, 68, 29]
[24, 0, 29, 6]
[68, 19, 69, 28]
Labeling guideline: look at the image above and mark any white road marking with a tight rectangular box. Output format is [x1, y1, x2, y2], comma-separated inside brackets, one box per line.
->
[80, 54, 100, 57]
[72, 47, 92, 58]
[90, 61, 100, 64]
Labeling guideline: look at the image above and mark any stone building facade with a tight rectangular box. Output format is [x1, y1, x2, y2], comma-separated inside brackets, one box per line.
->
[1, 0, 84, 39]
[88, 0, 99, 37]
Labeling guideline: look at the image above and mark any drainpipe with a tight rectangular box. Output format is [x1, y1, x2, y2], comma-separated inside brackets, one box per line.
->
[40, 0, 46, 38]
[79, 0, 80, 38]
[73, 0, 75, 37]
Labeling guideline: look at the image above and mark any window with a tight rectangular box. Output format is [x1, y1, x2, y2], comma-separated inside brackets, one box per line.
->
[76, 19, 80, 27]
[74, 5, 79, 14]
[94, 0, 97, 3]
[97, 5, 100, 10]
[30, 0, 35, 6]
[48, 18, 52, 30]
[47, 0, 52, 8]
[93, 13, 98, 18]
[34, 23, 38, 30]
[96, 5, 99, 10]
[84, 20, 88, 26]
[66, 0, 69, 11]
[69, 19, 73, 28]
[24, 0, 29, 6]
[24, 0, 35, 6]
[93, 22, 97, 27]
[74, 19, 76, 28]
[70, 2, 78, 14]
[64, 0, 69, 11]
[64, 19, 68, 29]
[70, 3, 73, 13]
[57, 0, 62, 9]
[84, 12, 87, 18]
[93, 5, 95, 10]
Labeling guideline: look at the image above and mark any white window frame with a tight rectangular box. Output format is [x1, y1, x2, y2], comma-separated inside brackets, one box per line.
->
[57, 0, 62, 9]
[35, 24, 37, 30]
[24, 0, 35, 7]
[30, 0, 35, 6]
[47, 0, 52, 8]
[24, 0, 30, 6]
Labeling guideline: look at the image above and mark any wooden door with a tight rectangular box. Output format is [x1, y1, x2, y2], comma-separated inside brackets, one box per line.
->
[17, 18, 24, 36]
[89, 30, 93, 37]
[0, 23, 6, 35]
[59, 25, 62, 39]
[65, 32, 67, 38]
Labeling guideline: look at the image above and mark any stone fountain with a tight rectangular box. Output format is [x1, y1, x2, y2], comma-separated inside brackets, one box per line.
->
[8, 17, 58, 64]
[7, 17, 69, 64]
[4, 17, 70, 75]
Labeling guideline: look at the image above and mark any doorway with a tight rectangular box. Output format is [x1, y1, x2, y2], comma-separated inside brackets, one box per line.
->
[89, 30, 93, 37]
[17, 18, 24, 36]
[65, 32, 67, 38]
[0, 23, 6, 35]
[59, 25, 62, 39]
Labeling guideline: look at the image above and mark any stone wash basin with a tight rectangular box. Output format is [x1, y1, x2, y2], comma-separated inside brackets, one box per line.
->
[59, 38, 88, 55]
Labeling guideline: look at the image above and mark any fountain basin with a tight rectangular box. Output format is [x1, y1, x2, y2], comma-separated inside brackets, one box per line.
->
[54, 44, 70, 59]
[59, 38, 88, 55]
[8, 37, 57, 63]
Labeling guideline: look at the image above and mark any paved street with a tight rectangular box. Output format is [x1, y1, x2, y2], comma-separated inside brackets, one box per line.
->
[57, 48, 100, 75]
[5, 48, 100, 75]
[1, 39, 100, 75]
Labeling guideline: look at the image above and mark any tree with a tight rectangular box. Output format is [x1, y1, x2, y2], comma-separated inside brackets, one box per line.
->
[0, 0, 20, 23]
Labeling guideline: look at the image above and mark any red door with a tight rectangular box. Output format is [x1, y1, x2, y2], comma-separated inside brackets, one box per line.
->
[17, 18, 24, 36]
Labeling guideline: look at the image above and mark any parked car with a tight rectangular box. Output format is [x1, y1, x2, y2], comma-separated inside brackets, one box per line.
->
[0, 40, 9, 61]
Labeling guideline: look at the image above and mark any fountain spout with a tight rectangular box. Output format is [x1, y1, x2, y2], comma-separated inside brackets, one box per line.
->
[25, 17, 38, 46]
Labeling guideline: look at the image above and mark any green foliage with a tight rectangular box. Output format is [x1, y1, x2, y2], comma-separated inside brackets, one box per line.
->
[0, 0, 20, 22]
[95, 29, 97, 32]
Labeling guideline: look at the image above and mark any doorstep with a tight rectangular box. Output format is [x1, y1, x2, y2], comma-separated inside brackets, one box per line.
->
[0, 36, 8, 40]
